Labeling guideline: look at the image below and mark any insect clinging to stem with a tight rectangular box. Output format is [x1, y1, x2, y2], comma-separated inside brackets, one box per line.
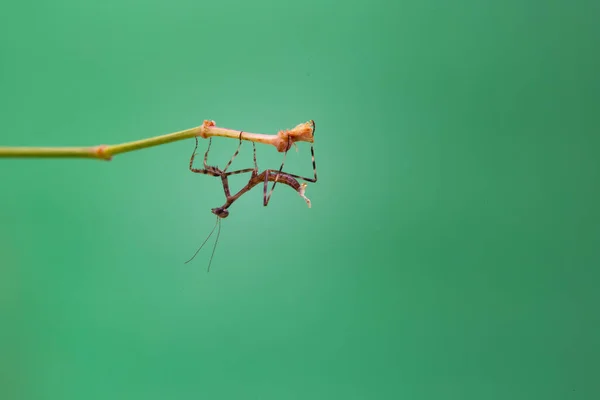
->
[185, 120, 318, 271]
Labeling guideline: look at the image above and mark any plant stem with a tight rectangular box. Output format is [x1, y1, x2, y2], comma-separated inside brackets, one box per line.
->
[0, 120, 315, 161]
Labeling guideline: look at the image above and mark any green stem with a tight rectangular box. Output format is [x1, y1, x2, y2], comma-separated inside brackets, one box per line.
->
[0, 120, 315, 161]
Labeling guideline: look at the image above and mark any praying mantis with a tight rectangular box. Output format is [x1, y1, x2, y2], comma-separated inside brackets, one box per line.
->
[185, 120, 318, 270]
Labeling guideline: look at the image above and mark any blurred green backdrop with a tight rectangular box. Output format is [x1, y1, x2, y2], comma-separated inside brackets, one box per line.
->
[1, 1, 599, 399]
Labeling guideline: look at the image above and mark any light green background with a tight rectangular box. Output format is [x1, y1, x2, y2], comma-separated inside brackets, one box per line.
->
[1, 1, 598, 399]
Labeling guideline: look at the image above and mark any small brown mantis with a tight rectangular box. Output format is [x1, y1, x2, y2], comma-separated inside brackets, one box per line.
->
[185, 120, 318, 270]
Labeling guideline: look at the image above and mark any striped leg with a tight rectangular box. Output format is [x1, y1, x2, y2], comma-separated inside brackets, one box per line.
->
[221, 137, 258, 198]
[265, 141, 290, 205]
[189, 137, 220, 176]
[263, 170, 273, 206]
[284, 120, 317, 183]
[223, 132, 243, 173]
[285, 143, 317, 183]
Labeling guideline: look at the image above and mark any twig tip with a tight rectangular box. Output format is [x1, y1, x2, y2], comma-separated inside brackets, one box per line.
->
[276, 120, 315, 152]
